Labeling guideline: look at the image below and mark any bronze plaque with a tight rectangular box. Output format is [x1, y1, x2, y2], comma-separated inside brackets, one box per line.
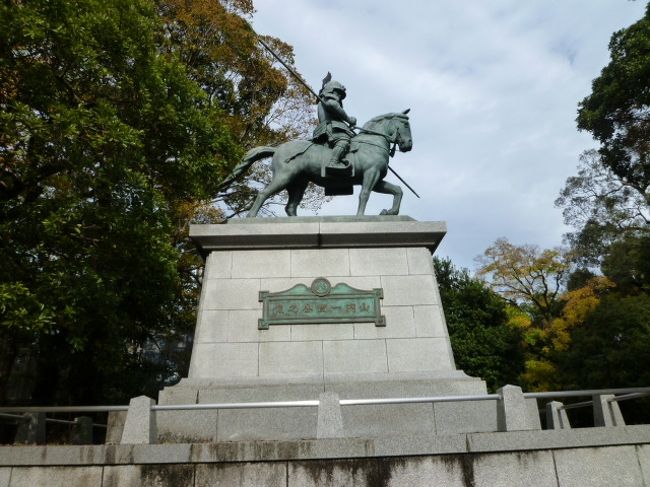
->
[258, 277, 385, 330]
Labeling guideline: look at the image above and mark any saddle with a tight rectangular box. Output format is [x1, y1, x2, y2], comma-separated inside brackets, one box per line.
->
[282, 140, 358, 196]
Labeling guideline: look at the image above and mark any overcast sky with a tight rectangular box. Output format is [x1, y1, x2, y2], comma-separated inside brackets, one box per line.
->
[250, 1, 647, 271]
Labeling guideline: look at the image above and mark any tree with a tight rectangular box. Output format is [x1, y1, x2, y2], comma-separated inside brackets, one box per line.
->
[553, 4, 650, 408]
[475, 238, 571, 324]
[560, 4, 650, 265]
[556, 4, 650, 266]
[576, 3, 650, 200]
[520, 276, 615, 390]
[556, 150, 649, 265]
[434, 257, 523, 391]
[0, 0, 241, 405]
[556, 292, 650, 424]
[600, 232, 650, 293]
[156, 0, 325, 217]
[0, 0, 322, 408]
[475, 239, 615, 390]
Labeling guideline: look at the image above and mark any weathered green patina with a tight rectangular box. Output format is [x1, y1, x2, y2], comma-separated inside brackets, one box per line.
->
[258, 277, 385, 330]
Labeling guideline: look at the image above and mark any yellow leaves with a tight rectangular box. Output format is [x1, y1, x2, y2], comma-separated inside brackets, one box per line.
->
[505, 304, 532, 329]
[546, 276, 615, 352]
[476, 238, 571, 319]
[481, 237, 617, 389]
[515, 276, 615, 388]
[562, 276, 615, 322]
[521, 359, 558, 391]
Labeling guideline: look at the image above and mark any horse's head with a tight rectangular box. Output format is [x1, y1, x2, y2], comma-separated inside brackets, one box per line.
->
[391, 109, 412, 152]
[363, 109, 413, 152]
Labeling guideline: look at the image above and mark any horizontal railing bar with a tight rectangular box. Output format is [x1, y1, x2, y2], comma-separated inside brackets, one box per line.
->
[152, 400, 320, 411]
[0, 412, 27, 421]
[43, 417, 107, 428]
[524, 386, 650, 399]
[560, 400, 593, 410]
[0, 411, 107, 429]
[0, 405, 128, 413]
[2, 387, 648, 415]
[340, 394, 500, 406]
[44, 417, 78, 426]
[607, 392, 650, 403]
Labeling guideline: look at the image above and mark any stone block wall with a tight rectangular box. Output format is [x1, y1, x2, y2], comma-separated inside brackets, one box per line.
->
[189, 246, 455, 381]
[2, 426, 650, 486]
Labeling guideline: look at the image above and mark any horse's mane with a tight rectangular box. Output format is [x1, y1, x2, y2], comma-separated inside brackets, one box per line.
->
[362, 113, 409, 131]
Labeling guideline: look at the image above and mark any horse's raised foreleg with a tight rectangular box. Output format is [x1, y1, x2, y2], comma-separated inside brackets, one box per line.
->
[247, 173, 292, 217]
[357, 169, 381, 216]
[285, 180, 309, 216]
[374, 180, 403, 215]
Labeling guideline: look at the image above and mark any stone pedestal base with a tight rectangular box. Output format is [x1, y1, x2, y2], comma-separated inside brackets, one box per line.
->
[157, 371, 495, 442]
[159, 217, 495, 442]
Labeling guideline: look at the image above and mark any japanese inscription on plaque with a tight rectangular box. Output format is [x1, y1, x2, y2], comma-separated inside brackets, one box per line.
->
[258, 277, 385, 330]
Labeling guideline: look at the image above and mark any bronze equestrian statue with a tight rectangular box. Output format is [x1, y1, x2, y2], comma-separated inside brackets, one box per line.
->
[220, 74, 413, 217]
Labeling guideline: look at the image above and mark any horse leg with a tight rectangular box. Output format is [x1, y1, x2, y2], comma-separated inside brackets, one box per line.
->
[374, 180, 403, 215]
[285, 180, 308, 216]
[357, 169, 381, 216]
[247, 173, 292, 217]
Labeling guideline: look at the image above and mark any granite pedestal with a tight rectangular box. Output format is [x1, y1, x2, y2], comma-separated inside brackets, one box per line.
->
[158, 217, 499, 442]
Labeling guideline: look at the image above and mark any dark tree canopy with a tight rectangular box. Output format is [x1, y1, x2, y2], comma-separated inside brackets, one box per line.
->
[548, 4, 650, 421]
[577, 3, 650, 198]
[0, 0, 313, 407]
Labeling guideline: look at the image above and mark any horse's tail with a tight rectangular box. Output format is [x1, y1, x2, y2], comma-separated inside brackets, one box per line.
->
[218, 146, 276, 191]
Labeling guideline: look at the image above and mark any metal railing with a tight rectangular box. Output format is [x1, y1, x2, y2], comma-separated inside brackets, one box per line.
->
[2, 386, 649, 415]
[522, 386, 650, 401]
[555, 391, 650, 412]
[0, 405, 128, 413]
[1, 385, 649, 445]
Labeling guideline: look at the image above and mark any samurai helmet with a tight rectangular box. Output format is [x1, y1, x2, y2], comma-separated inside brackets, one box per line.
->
[320, 72, 346, 99]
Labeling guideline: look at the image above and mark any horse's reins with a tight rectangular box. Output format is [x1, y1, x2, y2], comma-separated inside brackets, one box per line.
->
[353, 138, 392, 153]
[351, 126, 399, 157]
[348, 125, 420, 198]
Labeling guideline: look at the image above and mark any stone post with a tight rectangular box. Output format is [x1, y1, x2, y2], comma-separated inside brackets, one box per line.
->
[497, 385, 539, 432]
[317, 392, 344, 438]
[15, 412, 46, 445]
[71, 416, 93, 444]
[105, 411, 127, 444]
[593, 394, 626, 427]
[545, 401, 571, 430]
[120, 396, 157, 444]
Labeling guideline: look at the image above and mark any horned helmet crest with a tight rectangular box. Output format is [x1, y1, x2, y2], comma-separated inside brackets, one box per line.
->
[320, 72, 346, 99]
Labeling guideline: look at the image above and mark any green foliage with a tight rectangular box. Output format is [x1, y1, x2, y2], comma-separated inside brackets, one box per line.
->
[0, 283, 54, 333]
[558, 293, 650, 390]
[434, 257, 523, 391]
[601, 233, 650, 293]
[576, 3, 650, 197]
[154, 0, 323, 217]
[0, 0, 240, 404]
[554, 5, 650, 416]
[559, 3, 650, 267]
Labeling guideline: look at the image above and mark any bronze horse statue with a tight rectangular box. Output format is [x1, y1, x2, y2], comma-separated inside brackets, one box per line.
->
[222, 110, 412, 217]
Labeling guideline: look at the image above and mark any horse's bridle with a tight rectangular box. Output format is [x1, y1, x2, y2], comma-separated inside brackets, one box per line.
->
[352, 117, 404, 157]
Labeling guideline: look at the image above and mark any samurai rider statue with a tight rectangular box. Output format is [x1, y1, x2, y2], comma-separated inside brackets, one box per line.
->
[312, 72, 357, 177]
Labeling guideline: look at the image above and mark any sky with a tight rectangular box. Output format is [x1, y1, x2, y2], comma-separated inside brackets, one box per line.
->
[250, 0, 647, 271]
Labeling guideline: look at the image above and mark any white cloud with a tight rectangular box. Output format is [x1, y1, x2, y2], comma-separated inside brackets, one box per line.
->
[251, 0, 647, 270]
